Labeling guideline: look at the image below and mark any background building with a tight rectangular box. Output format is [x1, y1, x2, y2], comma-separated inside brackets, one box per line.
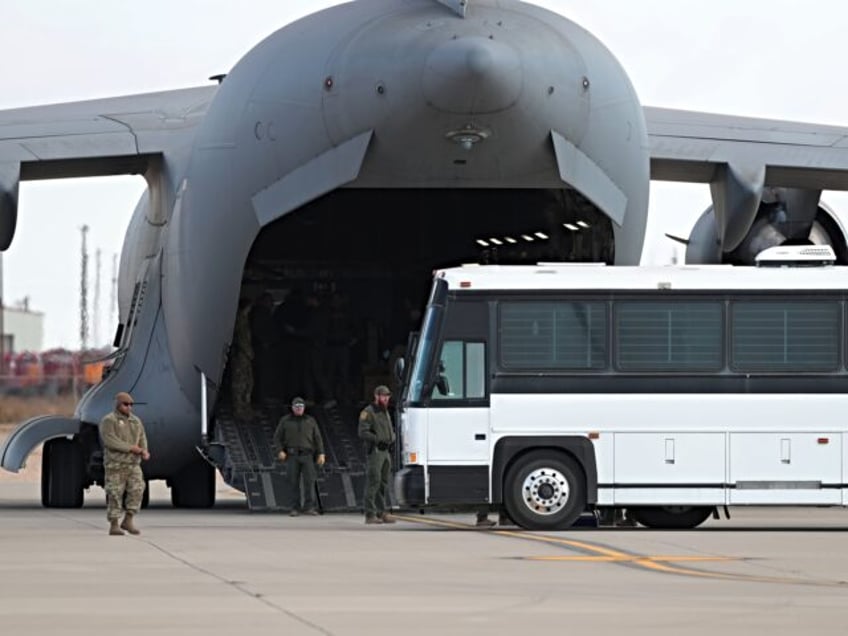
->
[3, 300, 44, 353]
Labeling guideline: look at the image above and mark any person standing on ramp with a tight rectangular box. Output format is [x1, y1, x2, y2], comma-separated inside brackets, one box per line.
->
[274, 397, 326, 515]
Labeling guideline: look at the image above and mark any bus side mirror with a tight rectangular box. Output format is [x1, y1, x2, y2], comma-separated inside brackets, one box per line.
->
[393, 357, 405, 383]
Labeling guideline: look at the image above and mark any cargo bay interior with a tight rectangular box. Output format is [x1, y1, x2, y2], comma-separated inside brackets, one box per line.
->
[211, 187, 613, 511]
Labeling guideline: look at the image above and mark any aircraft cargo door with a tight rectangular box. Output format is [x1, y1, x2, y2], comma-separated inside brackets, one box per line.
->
[426, 340, 490, 464]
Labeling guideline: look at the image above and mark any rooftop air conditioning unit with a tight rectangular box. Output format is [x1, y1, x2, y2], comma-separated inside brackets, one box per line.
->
[754, 245, 837, 267]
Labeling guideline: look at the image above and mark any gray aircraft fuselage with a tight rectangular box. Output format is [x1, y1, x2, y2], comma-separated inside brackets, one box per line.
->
[101, 0, 647, 475]
[3, 0, 651, 501]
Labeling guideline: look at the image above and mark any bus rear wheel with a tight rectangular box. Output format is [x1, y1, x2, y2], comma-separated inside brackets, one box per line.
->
[503, 451, 585, 530]
[628, 506, 713, 529]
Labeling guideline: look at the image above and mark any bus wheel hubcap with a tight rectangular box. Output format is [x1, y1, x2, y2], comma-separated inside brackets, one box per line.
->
[521, 468, 568, 516]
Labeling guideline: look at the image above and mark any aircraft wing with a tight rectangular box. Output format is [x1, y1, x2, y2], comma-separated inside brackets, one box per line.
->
[0, 85, 216, 248]
[0, 85, 216, 178]
[644, 106, 848, 253]
[645, 106, 848, 190]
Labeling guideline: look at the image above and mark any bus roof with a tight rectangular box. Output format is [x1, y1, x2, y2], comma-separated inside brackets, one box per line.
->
[435, 262, 848, 292]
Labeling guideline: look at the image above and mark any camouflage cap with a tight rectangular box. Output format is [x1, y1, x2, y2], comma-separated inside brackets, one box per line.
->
[115, 391, 133, 405]
[374, 385, 391, 396]
[291, 396, 306, 407]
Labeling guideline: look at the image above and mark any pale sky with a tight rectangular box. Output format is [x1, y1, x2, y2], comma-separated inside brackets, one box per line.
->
[2, 0, 847, 350]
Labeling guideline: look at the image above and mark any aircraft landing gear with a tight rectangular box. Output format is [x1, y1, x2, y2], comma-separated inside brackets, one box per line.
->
[170, 457, 215, 508]
[41, 437, 85, 508]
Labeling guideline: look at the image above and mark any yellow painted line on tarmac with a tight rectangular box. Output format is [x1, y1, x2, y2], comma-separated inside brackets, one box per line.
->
[526, 555, 735, 563]
[493, 527, 629, 559]
[489, 527, 736, 579]
[393, 514, 846, 586]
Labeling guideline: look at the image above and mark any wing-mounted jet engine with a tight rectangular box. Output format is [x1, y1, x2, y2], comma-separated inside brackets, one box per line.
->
[672, 185, 848, 265]
[646, 106, 848, 265]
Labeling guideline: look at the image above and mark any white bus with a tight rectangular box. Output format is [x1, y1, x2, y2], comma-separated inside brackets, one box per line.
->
[394, 246, 848, 530]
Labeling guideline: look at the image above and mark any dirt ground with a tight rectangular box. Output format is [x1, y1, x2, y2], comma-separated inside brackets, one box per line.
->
[0, 423, 42, 483]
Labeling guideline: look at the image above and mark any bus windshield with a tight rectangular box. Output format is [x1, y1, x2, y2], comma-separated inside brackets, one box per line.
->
[407, 278, 447, 403]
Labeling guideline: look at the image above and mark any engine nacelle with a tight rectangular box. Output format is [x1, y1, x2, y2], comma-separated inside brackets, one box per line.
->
[682, 188, 848, 265]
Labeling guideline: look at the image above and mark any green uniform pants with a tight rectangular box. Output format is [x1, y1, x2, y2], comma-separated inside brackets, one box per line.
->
[287, 454, 317, 512]
[363, 449, 392, 517]
[105, 463, 145, 520]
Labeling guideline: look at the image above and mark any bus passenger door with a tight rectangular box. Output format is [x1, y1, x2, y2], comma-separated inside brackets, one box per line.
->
[426, 340, 490, 464]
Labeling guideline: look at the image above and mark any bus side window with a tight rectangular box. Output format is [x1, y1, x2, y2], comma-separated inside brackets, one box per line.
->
[465, 342, 485, 398]
[432, 341, 486, 400]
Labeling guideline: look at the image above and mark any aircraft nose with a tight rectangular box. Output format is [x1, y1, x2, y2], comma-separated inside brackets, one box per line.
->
[423, 36, 522, 114]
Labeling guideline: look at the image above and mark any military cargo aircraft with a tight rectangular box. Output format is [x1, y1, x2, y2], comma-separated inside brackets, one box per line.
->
[3, 0, 848, 509]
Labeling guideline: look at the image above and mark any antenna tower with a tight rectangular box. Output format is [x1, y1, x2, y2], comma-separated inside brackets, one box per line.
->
[110, 253, 118, 334]
[93, 248, 101, 347]
[79, 225, 89, 350]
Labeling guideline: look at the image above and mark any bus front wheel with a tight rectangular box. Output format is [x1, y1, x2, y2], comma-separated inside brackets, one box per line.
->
[628, 506, 713, 529]
[503, 451, 586, 530]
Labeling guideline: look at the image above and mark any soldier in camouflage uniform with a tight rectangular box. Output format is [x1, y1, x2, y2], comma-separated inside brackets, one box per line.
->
[358, 385, 397, 524]
[100, 391, 150, 536]
[230, 297, 254, 420]
[273, 396, 326, 515]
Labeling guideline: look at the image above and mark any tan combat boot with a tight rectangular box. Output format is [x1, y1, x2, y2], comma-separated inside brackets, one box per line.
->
[109, 519, 125, 536]
[380, 513, 396, 524]
[120, 513, 141, 535]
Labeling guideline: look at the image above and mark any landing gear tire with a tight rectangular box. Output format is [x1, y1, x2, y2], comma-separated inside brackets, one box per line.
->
[170, 458, 215, 508]
[141, 480, 150, 509]
[41, 438, 85, 508]
[503, 451, 585, 531]
[628, 506, 713, 529]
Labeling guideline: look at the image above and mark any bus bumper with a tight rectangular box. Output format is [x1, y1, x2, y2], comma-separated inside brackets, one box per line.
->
[395, 465, 425, 507]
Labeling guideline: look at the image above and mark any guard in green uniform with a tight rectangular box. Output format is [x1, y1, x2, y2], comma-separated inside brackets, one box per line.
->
[273, 396, 326, 515]
[100, 391, 150, 536]
[359, 385, 396, 524]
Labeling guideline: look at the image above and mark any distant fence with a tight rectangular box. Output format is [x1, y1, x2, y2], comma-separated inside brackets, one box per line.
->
[0, 373, 100, 399]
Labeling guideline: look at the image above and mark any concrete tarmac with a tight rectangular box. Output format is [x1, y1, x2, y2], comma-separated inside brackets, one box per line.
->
[2, 481, 848, 635]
